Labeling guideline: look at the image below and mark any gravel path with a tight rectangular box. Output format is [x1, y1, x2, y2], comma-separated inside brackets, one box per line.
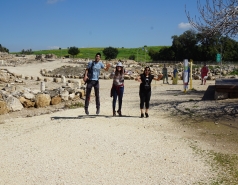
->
[0, 77, 218, 184]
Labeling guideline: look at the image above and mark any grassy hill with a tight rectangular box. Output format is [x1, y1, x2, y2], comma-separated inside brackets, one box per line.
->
[30, 46, 167, 62]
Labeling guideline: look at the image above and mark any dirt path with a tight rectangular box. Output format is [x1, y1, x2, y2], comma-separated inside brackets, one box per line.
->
[0, 78, 219, 184]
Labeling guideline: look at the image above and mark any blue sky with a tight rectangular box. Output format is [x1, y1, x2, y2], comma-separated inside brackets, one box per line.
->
[1, 0, 203, 52]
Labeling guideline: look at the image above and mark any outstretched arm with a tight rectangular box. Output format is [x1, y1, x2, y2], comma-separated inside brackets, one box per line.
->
[155, 74, 163, 81]
[104, 63, 111, 71]
[135, 76, 142, 83]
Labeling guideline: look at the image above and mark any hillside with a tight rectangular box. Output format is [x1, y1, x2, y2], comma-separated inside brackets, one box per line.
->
[11, 46, 168, 62]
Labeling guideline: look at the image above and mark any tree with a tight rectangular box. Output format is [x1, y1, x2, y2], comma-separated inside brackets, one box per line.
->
[0, 44, 9, 53]
[158, 47, 175, 60]
[171, 30, 198, 60]
[68, 47, 80, 58]
[186, 0, 238, 38]
[102, 47, 118, 60]
[21, 49, 33, 55]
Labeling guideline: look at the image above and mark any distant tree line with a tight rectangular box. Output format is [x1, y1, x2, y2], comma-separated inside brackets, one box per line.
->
[0, 44, 9, 53]
[67, 46, 120, 60]
[21, 49, 33, 55]
[148, 30, 238, 62]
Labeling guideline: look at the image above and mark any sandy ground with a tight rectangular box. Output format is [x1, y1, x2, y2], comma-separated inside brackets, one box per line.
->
[0, 60, 236, 184]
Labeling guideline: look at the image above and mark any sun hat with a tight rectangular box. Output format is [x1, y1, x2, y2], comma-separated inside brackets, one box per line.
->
[116, 62, 123, 67]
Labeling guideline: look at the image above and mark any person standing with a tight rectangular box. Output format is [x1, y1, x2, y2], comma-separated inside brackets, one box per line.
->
[162, 64, 169, 84]
[83, 52, 110, 115]
[201, 63, 209, 85]
[136, 66, 159, 118]
[172, 65, 178, 85]
[110, 61, 124, 116]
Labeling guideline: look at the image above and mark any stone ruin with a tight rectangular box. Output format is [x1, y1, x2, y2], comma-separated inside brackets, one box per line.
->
[1, 53, 238, 115]
[35, 54, 56, 61]
[0, 69, 85, 115]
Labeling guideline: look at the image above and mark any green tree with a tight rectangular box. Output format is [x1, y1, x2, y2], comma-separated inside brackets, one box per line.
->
[68, 46, 80, 58]
[0, 44, 9, 53]
[21, 49, 33, 55]
[102, 47, 118, 60]
[158, 47, 175, 60]
[171, 30, 198, 60]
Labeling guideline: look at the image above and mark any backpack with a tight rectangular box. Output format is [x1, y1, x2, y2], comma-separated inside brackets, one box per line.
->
[84, 62, 94, 84]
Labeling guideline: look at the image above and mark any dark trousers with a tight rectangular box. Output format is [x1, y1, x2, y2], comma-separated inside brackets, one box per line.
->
[139, 90, 151, 109]
[112, 86, 124, 111]
[84, 80, 100, 109]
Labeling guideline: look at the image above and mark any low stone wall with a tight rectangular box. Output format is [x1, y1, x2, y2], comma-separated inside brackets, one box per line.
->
[0, 74, 86, 115]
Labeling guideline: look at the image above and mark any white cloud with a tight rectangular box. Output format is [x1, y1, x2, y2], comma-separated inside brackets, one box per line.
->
[47, 0, 63, 4]
[178, 22, 191, 29]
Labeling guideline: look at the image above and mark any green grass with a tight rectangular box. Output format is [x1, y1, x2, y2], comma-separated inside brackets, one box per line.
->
[11, 46, 166, 62]
[64, 102, 84, 109]
[190, 143, 238, 184]
[229, 68, 238, 75]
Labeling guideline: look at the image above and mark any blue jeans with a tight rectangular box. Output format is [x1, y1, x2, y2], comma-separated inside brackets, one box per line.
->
[112, 86, 124, 112]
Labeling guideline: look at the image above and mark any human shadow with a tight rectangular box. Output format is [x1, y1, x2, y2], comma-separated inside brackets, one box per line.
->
[51, 114, 137, 120]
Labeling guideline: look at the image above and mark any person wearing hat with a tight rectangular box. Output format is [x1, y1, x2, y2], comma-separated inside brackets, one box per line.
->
[83, 52, 110, 115]
[110, 60, 125, 116]
[136, 66, 160, 118]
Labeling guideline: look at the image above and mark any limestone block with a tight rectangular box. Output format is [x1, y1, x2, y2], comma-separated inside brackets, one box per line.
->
[19, 97, 35, 108]
[6, 95, 24, 111]
[0, 101, 8, 115]
[76, 89, 85, 98]
[61, 76, 66, 83]
[23, 92, 35, 101]
[0, 72, 10, 82]
[60, 90, 69, 101]
[40, 81, 45, 92]
[3, 86, 16, 93]
[37, 77, 42, 81]
[53, 78, 59, 83]
[35, 94, 51, 108]
[15, 79, 23, 83]
[69, 93, 75, 100]
[51, 96, 62, 105]
[31, 89, 41, 95]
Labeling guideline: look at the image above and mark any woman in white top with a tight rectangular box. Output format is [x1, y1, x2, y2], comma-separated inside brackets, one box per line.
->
[110, 61, 125, 116]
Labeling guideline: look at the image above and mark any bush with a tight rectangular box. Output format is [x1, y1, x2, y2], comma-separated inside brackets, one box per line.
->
[103, 47, 118, 60]
[68, 47, 80, 58]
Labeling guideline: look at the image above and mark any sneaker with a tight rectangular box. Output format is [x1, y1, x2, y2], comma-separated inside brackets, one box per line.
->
[141, 113, 144, 118]
[113, 111, 116, 116]
[96, 108, 100, 115]
[85, 108, 89, 115]
[145, 113, 149, 118]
